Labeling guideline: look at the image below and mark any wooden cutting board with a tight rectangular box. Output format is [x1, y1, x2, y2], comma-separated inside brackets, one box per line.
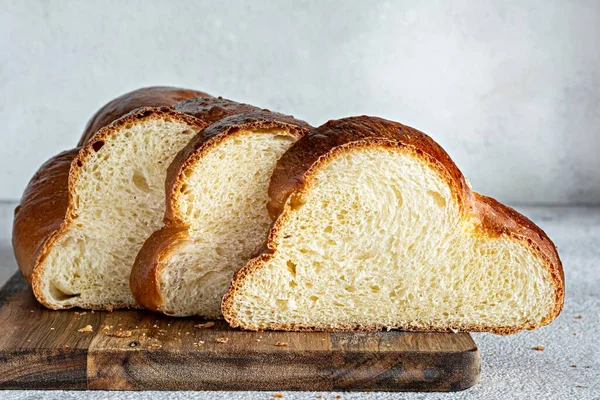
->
[0, 273, 480, 391]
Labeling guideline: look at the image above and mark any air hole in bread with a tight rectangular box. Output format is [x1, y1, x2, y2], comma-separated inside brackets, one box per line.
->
[92, 141, 105, 152]
[272, 135, 296, 143]
[49, 282, 80, 302]
[428, 190, 446, 207]
[286, 260, 297, 277]
[392, 187, 404, 207]
[132, 171, 150, 193]
[276, 299, 288, 310]
[290, 195, 305, 211]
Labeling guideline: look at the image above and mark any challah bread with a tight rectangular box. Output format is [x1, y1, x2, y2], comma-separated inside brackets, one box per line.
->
[13, 93, 260, 310]
[78, 86, 210, 146]
[130, 111, 310, 317]
[13, 108, 205, 309]
[222, 116, 564, 334]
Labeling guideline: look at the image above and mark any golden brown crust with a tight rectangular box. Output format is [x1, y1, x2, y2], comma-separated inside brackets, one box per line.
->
[13, 149, 79, 283]
[266, 116, 471, 219]
[222, 116, 564, 334]
[130, 226, 190, 312]
[131, 109, 310, 313]
[15, 107, 205, 310]
[78, 86, 210, 146]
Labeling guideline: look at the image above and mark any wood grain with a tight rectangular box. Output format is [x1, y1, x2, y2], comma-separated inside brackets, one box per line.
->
[0, 273, 480, 391]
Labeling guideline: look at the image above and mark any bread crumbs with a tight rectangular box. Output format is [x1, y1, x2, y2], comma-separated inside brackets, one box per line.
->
[216, 337, 229, 343]
[575, 315, 582, 319]
[273, 394, 283, 398]
[532, 346, 545, 351]
[194, 321, 215, 329]
[109, 330, 132, 338]
[78, 325, 93, 333]
[274, 342, 289, 347]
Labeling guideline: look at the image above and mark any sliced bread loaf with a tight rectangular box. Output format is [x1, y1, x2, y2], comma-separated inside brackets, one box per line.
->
[222, 116, 564, 333]
[130, 111, 310, 317]
[13, 93, 258, 310]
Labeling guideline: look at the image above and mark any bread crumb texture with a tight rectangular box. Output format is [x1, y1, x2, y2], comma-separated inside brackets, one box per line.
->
[225, 140, 561, 333]
[35, 114, 199, 309]
[158, 130, 299, 317]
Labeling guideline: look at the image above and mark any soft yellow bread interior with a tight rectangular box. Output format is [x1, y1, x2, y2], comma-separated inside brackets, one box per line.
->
[227, 147, 556, 331]
[157, 130, 298, 317]
[36, 117, 199, 309]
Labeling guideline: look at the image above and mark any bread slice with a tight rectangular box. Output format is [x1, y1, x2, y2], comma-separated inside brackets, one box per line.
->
[130, 111, 310, 317]
[222, 116, 564, 334]
[13, 94, 258, 310]
[78, 86, 210, 146]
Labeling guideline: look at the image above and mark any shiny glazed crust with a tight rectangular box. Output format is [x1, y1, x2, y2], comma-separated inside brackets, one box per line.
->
[222, 116, 565, 334]
[130, 109, 311, 313]
[78, 86, 210, 146]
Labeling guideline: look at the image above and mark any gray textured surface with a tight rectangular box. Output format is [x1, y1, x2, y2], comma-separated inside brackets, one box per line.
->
[2, 0, 600, 204]
[0, 203, 598, 398]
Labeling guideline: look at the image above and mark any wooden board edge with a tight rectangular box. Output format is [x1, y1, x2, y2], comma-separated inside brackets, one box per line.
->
[87, 346, 480, 391]
[0, 348, 88, 390]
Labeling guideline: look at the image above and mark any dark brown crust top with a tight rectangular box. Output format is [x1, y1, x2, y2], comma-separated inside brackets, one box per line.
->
[222, 116, 564, 334]
[164, 109, 311, 225]
[14, 107, 205, 310]
[130, 109, 310, 313]
[78, 86, 210, 146]
[173, 96, 260, 123]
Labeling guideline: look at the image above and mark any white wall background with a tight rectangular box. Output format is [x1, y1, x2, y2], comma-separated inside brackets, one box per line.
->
[1, 0, 599, 204]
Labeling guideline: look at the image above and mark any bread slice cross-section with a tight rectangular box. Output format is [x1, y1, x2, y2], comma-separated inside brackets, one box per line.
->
[13, 91, 259, 310]
[130, 111, 310, 317]
[222, 116, 564, 333]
